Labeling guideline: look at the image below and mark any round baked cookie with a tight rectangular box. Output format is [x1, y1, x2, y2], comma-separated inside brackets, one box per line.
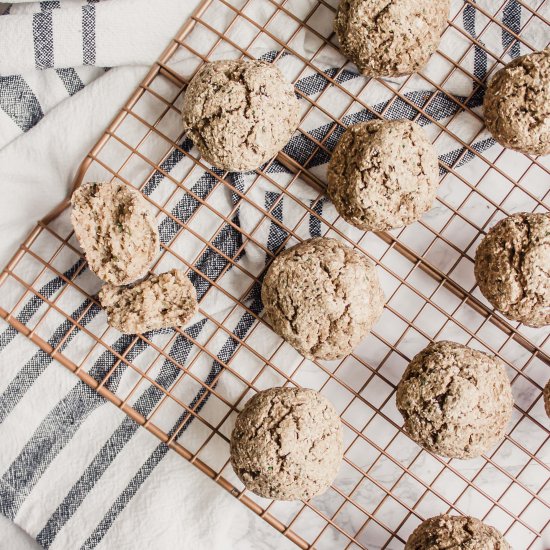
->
[484, 49, 550, 156]
[334, 0, 450, 77]
[544, 380, 550, 419]
[327, 120, 440, 231]
[71, 181, 159, 285]
[261, 238, 385, 360]
[182, 59, 300, 172]
[230, 387, 343, 500]
[474, 212, 550, 328]
[396, 341, 513, 459]
[405, 514, 511, 549]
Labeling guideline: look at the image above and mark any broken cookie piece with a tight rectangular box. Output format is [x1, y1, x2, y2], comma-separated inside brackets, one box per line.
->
[71, 181, 159, 285]
[99, 269, 198, 334]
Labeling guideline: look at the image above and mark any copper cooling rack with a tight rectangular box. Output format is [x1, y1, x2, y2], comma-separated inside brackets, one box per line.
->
[1, 0, 549, 548]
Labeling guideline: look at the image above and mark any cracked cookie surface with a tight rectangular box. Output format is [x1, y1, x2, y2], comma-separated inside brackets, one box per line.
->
[484, 49, 550, 156]
[261, 237, 385, 360]
[182, 59, 300, 172]
[334, 0, 450, 77]
[71, 181, 159, 285]
[99, 269, 198, 334]
[230, 387, 343, 500]
[405, 514, 511, 549]
[474, 212, 550, 328]
[327, 120, 440, 231]
[396, 341, 513, 459]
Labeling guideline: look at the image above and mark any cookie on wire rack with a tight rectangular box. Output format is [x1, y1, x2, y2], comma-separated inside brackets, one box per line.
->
[182, 59, 300, 173]
[484, 49, 550, 156]
[334, 0, 450, 77]
[474, 212, 550, 328]
[99, 269, 198, 334]
[71, 181, 159, 286]
[230, 387, 343, 501]
[405, 514, 511, 549]
[396, 341, 513, 459]
[261, 237, 385, 360]
[327, 120, 440, 232]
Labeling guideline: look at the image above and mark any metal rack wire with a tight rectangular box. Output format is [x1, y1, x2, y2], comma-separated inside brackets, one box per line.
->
[0, 0, 548, 548]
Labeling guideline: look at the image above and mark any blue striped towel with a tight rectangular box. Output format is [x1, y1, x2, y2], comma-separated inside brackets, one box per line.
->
[0, 0, 548, 549]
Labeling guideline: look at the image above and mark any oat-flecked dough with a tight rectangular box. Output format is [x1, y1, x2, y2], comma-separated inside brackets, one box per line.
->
[484, 49, 550, 156]
[334, 0, 450, 77]
[182, 60, 301, 172]
[71, 182, 159, 285]
[396, 341, 513, 459]
[99, 269, 197, 334]
[261, 238, 385, 360]
[405, 514, 511, 550]
[327, 120, 440, 231]
[474, 212, 550, 328]
[544, 380, 550, 419]
[230, 387, 343, 500]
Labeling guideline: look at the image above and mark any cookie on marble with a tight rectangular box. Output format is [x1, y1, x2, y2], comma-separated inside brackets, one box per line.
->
[396, 341, 513, 459]
[230, 387, 343, 500]
[182, 59, 300, 172]
[99, 269, 197, 334]
[405, 514, 511, 549]
[327, 120, 440, 231]
[484, 49, 550, 156]
[334, 0, 450, 77]
[71, 182, 159, 286]
[261, 237, 385, 360]
[474, 212, 550, 328]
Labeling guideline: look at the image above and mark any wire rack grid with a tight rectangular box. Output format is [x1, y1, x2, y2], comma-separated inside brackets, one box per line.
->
[0, 0, 549, 548]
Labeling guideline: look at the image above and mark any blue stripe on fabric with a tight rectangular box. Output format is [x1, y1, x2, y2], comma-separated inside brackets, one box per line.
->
[0, 75, 44, 133]
[56, 68, 85, 96]
[0, 329, 159, 520]
[502, 0, 521, 58]
[82, 5, 96, 65]
[36, 320, 206, 548]
[33, 12, 54, 69]
[40, 1, 61, 10]
[0, 300, 99, 426]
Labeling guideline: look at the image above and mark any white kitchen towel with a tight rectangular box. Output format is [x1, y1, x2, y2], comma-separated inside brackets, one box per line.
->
[0, 1, 549, 550]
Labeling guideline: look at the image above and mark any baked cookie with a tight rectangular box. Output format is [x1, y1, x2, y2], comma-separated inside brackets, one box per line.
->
[99, 269, 198, 334]
[327, 120, 440, 231]
[544, 380, 550, 419]
[182, 59, 300, 172]
[334, 0, 450, 77]
[405, 514, 511, 549]
[396, 341, 513, 459]
[261, 237, 385, 360]
[230, 387, 343, 500]
[474, 212, 550, 328]
[484, 49, 550, 156]
[71, 181, 159, 285]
